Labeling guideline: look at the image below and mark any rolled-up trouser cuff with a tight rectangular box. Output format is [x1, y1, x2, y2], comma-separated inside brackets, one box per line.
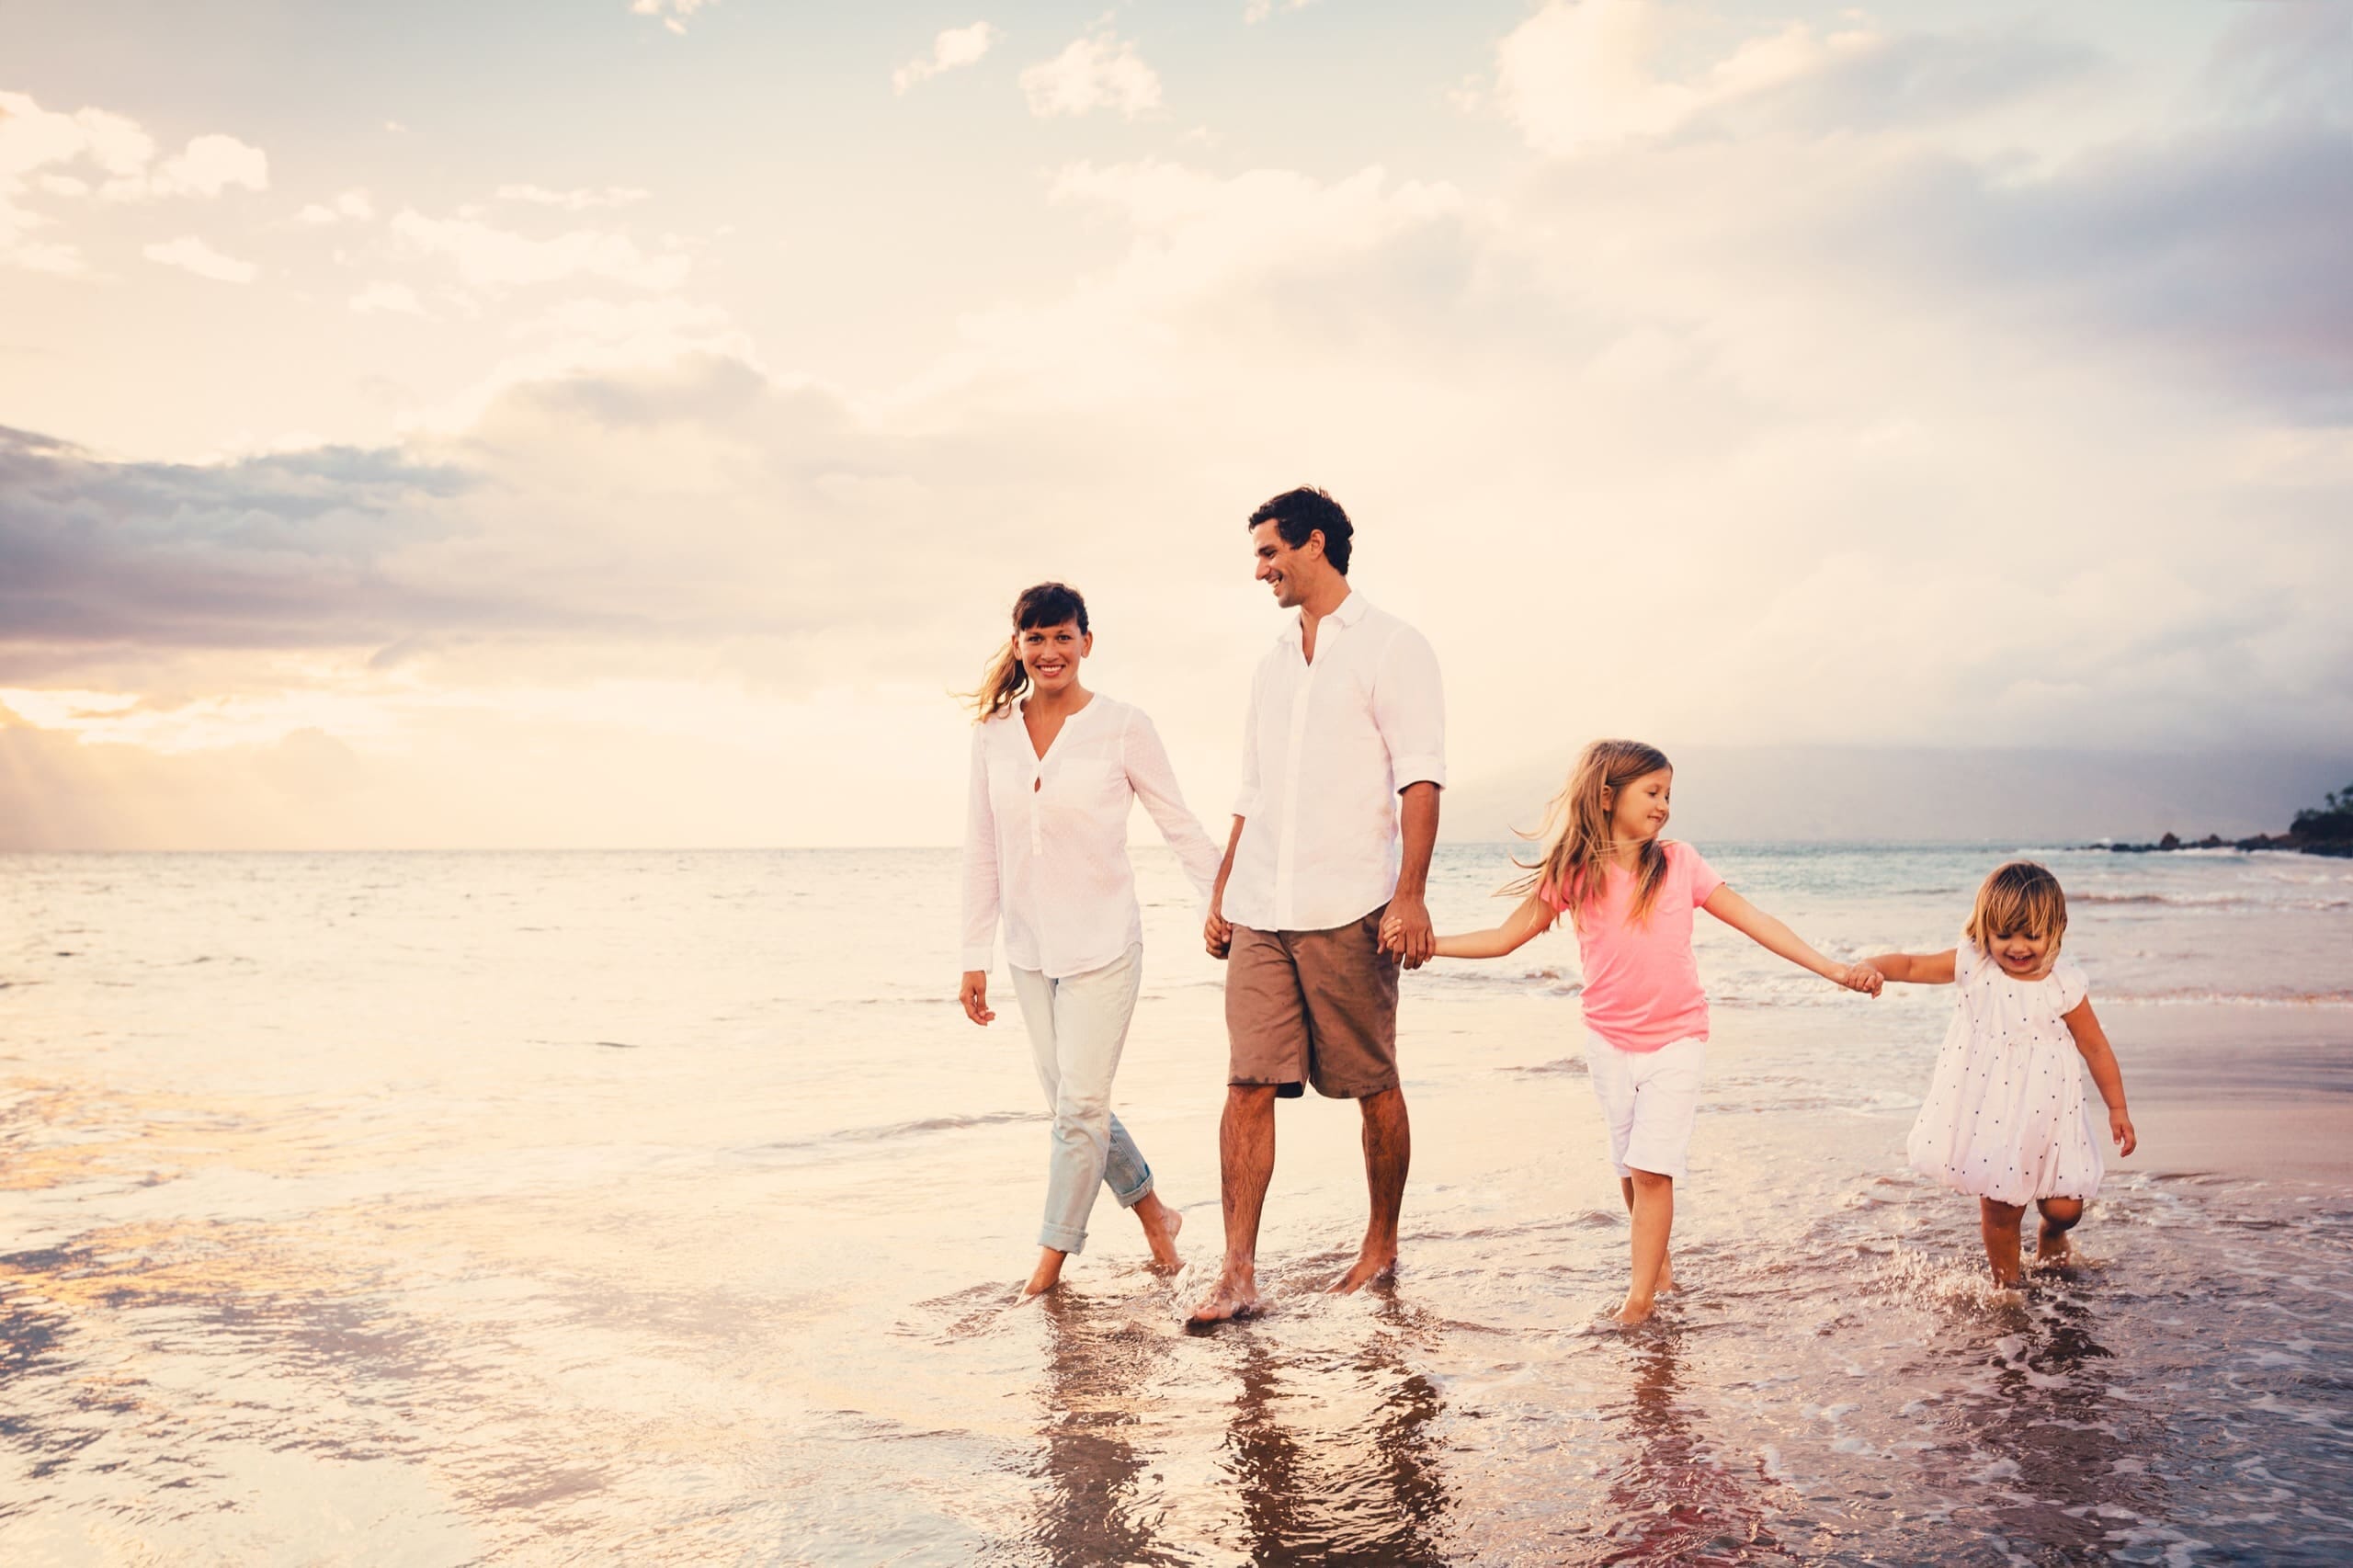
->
[1039, 1219, 1088, 1254]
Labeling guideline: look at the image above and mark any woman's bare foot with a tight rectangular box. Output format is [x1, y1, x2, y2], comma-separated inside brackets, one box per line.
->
[1187, 1268, 1264, 1325]
[1656, 1258, 1678, 1293]
[1133, 1193, 1184, 1272]
[1613, 1294, 1656, 1327]
[1021, 1246, 1068, 1298]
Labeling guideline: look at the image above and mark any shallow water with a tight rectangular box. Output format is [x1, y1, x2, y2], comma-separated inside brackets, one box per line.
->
[2, 846, 2349, 1563]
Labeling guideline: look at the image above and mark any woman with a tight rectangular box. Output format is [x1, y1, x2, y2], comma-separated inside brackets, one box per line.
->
[959, 581, 1221, 1296]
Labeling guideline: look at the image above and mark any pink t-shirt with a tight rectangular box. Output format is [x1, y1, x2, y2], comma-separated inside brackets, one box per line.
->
[1543, 840, 1726, 1053]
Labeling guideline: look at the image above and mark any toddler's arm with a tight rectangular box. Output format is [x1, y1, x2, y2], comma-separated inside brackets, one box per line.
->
[1416, 890, 1553, 960]
[1852, 949, 1958, 987]
[1701, 886, 1880, 994]
[2063, 996, 2137, 1156]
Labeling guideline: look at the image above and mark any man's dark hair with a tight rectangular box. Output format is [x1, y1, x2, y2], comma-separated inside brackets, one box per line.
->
[1246, 486, 1354, 575]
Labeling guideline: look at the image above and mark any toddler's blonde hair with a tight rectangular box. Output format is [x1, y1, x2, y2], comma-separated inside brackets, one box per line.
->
[1965, 860, 2069, 960]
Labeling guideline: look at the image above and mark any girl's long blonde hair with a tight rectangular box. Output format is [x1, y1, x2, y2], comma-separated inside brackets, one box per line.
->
[1506, 739, 1674, 931]
[965, 581, 1090, 722]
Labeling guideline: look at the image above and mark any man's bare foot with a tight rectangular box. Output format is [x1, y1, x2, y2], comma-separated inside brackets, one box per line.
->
[1022, 1247, 1067, 1298]
[1187, 1270, 1263, 1325]
[1613, 1296, 1656, 1327]
[1135, 1194, 1184, 1272]
[1328, 1248, 1397, 1295]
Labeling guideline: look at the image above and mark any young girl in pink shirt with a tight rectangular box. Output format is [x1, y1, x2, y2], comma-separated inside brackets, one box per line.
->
[1411, 739, 1879, 1324]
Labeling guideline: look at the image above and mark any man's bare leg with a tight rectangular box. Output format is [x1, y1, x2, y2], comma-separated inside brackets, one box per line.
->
[1616, 1169, 1673, 1325]
[1620, 1175, 1676, 1293]
[1131, 1189, 1185, 1271]
[1332, 1086, 1410, 1294]
[1189, 1085, 1278, 1324]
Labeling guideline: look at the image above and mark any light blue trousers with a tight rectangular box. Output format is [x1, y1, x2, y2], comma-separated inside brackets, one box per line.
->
[1007, 944, 1154, 1254]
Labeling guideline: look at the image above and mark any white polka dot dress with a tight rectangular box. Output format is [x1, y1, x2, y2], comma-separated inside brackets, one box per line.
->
[1904, 934, 2104, 1205]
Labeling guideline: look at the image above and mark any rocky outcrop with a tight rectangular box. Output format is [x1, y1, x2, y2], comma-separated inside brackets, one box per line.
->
[2098, 788, 2353, 858]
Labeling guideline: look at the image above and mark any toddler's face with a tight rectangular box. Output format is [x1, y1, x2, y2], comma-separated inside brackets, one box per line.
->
[1985, 927, 2053, 979]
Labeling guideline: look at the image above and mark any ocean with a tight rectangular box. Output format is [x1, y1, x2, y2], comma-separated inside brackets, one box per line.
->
[3, 843, 2349, 1564]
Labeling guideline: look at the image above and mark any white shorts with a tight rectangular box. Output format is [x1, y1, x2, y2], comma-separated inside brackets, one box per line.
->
[1583, 1031, 1706, 1180]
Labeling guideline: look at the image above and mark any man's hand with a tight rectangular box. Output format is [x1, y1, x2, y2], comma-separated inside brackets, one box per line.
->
[959, 970, 995, 1026]
[1381, 892, 1435, 970]
[1204, 898, 1233, 960]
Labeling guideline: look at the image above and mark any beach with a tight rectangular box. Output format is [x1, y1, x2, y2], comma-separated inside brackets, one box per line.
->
[2, 844, 2349, 1564]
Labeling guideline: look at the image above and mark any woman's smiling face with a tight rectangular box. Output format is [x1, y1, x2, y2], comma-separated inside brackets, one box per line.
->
[1016, 620, 1089, 696]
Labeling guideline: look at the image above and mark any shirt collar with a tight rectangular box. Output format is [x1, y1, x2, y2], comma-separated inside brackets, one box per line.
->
[1287, 589, 1368, 643]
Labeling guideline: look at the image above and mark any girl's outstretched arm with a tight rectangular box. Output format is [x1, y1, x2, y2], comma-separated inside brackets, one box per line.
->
[1426, 890, 1553, 960]
[1701, 885, 1880, 994]
[1855, 949, 1957, 986]
[2063, 996, 2137, 1155]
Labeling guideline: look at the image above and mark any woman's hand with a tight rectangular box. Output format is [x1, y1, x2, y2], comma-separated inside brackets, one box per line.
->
[2109, 1106, 2137, 1157]
[959, 970, 995, 1026]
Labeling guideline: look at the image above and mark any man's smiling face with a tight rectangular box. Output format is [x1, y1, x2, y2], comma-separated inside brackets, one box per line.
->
[1250, 518, 1320, 609]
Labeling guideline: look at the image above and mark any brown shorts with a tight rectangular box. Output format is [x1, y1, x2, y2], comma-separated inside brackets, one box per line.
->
[1225, 906, 1401, 1100]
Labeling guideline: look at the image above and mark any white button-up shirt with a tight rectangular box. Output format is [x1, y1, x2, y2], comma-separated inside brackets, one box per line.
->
[1222, 593, 1446, 934]
[961, 694, 1223, 980]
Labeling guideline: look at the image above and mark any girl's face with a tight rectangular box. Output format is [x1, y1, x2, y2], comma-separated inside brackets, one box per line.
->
[1604, 767, 1672, 844]
[1016, 620, 1090, 697]
[1985, 926, 2054, 979]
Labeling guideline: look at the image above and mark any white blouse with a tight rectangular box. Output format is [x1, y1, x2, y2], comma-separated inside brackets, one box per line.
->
[961, 694, 1223, 980]
[1222, 593, 1447, 933]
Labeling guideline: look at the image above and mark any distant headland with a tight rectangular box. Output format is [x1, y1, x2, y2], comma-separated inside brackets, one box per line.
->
[2100, 783, 2353, 858]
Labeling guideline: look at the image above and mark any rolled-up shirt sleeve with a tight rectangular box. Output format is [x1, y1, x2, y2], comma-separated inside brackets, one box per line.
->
[1232, 665, 1266, 818]
[958, 724, 1000, 971]
[1374, 625, 1446, 791]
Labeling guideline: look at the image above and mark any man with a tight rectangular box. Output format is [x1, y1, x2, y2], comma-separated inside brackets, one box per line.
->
[1188, 485, 1444, 1326]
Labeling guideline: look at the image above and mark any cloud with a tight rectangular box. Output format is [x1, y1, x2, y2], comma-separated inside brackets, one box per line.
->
[142, 234, 259, 283]
[630, 0, 715, 35]
[495, 184, 649, 210]
[350, 281, 426, 316]
[1495, 0, 1876, 155]
[136, 132, 269, 199]
[0, 90, 149, 274]
[1244, 0, 1317, 22]
[1020, 31, 1163, 119]
[297, 188, 376, 224]
[894, 21, 1001, 94]
[390, 209, 690, 290]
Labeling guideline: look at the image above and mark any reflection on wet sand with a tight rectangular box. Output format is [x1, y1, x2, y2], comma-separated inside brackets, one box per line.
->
[1026, 1291, 1178, 1567]
[1213, 1309, 1451, 1566]
[1581, 1330, 1784, 1566]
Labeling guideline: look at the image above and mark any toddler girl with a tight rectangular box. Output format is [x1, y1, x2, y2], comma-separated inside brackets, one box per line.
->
[1408, 739, 1876, 1324]
[1857, 861, 2136, 1286]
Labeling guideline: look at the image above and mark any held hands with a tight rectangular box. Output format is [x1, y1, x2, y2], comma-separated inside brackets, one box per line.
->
[1378, 893, 1436, 970]
[1204, 898, 1233, 960]
[1834, 961, 1885, 998]
[2109, 1106, 2138, 1157]
[958, 970, 995, 1026]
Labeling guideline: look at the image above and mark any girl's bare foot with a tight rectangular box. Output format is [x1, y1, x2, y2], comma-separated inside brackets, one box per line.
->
[1021, 1246, 1068, 1297]
[1133, 1193, 1184, 1272]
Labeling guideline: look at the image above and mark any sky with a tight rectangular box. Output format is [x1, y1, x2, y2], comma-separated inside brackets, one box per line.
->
[2, 0, 2348, 849]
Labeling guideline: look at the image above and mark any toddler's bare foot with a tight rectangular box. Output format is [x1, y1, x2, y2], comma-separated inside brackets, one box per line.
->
[1187, 1269, 1263, 1325]
[1135, 1194, 1184, 1272]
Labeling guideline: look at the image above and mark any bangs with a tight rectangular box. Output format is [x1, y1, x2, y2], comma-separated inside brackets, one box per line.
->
[1966, 861, 2069, 953]
[1013, 582, 1088, 633]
